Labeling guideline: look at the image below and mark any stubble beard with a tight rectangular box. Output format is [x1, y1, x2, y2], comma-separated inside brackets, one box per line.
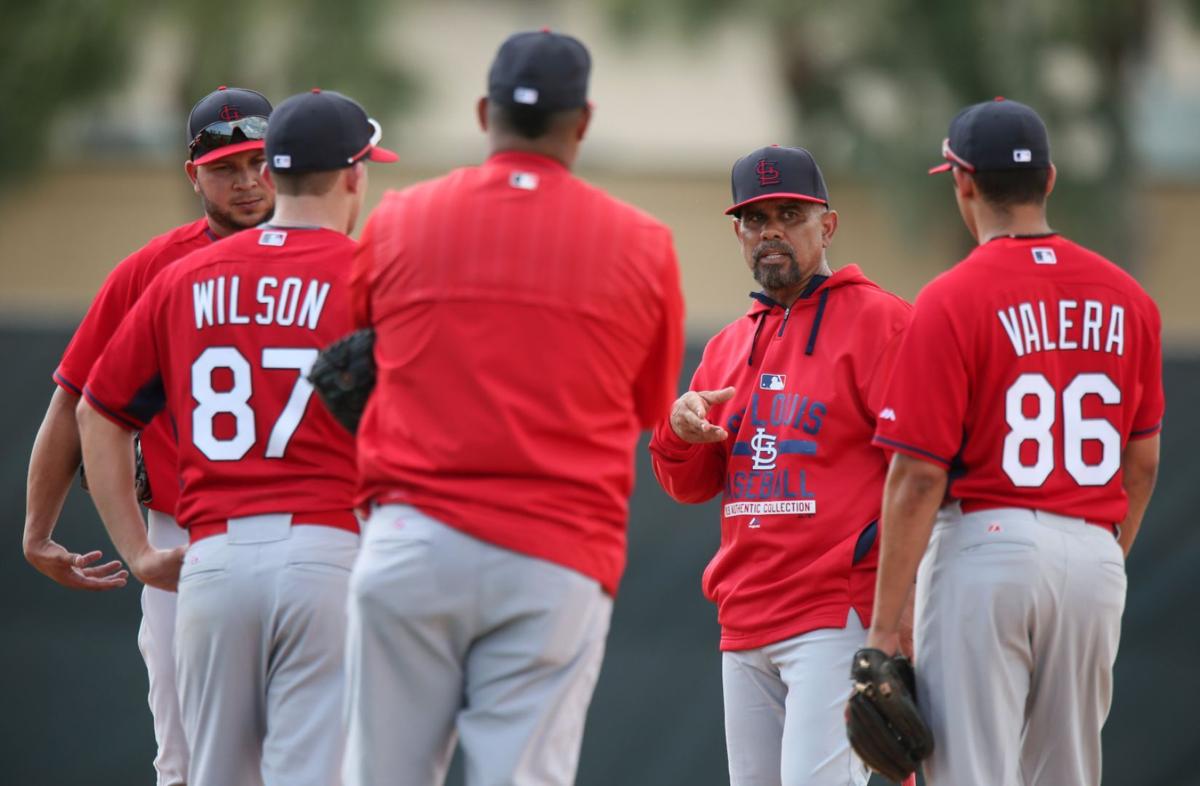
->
[199, 191, 273, 235]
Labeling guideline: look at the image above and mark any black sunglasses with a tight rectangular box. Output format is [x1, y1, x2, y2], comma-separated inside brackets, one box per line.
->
[189, 115, 269, 159]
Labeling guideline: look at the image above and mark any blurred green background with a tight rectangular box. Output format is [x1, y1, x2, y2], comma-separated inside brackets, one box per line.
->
[2, 1, 1198, 784]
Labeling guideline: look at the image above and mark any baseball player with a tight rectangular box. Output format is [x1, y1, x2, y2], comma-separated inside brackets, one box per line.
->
[865, 98, 1163, 786]
[75, 89, 396, 786]
[343, 30, 685, 786]
[21, 85, 274, 786]
[649, 146, 911, 786]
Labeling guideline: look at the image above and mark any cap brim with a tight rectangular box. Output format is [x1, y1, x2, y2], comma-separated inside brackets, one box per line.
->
[193, 139, 265, 166]
[367, 145, 399, 163]
[724, 192, 827, 216]
[927, 162, 953, 175]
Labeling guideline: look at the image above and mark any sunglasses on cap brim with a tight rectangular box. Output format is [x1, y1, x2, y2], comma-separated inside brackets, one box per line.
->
[190, 116, 269, 162]
[347, 118, 399, 165]
[928, 137, 976, 175]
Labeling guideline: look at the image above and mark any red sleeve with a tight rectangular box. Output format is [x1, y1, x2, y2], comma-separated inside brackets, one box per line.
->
[860, 308, 911, 419]
[1130, 296, 1164, 440]
[872, 285, 967, 468]
[55, 245, 152, 395]
[633, 229, 686, 429]
[82, 275, 168, 433]
[648, 345, 728, 504]
[350, 210, 381, 329]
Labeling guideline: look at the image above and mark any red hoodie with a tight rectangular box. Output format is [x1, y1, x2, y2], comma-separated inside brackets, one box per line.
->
[650, 265, 911, 651]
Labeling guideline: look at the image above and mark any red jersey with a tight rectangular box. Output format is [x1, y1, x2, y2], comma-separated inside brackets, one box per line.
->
[874, 234, 1164, 524]
[351, 151, 685, 595]
[56, 218, 217, 515]
[649, 266, 911, 651]
[84, 227, 358, 529]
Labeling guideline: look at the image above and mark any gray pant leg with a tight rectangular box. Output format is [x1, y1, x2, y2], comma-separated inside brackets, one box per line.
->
[176, 535, 265, 786]
[722, 649, 786, 786]
[344, 507, 473, 786]
[141, 510, 189, 786]
[458, 545, 612, 786]
[917, 511, 1041, 786]
[261, 526, 359, 786]
[1020, 516, 1126, 786]
[343, 505, 612, 786]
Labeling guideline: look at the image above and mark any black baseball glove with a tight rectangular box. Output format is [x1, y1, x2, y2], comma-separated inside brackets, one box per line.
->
[845, 648, 934, 783]
[308, 328, 376, 434]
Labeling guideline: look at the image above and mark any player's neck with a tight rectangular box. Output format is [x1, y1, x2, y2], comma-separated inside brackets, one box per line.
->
[488, 135, 578, 170]
[765, 260, 833, 307]
[268, 196, 350, 235]
[974, 203, 1052, 245]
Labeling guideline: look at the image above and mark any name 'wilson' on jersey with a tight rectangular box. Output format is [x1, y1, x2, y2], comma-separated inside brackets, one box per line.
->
[83, 227, 358, 530]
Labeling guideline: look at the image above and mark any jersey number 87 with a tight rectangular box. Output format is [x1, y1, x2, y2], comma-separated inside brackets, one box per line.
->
[191, 346, 319, 461]
[1002, 372, 1121, 488]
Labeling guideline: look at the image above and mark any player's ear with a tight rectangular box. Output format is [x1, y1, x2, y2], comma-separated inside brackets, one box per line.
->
[477, 97, 489, 132]
[575, 103, 592, 141]
[346, 162, 367, 195]
[820, 208, 838, 247]
[951, 167, 975, 200]
[260, 166, 276, 192]
[184, 160, 200, 193]
[1045, 164, 1057, 198]
[730, 215, 743, 242]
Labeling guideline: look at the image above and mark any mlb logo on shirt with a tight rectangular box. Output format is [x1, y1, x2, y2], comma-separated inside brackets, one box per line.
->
[760, 373, 786, 390]
[259, 230, 288, 247]
[510, 172, 539, 191]
[1032, 247, 1057, 265]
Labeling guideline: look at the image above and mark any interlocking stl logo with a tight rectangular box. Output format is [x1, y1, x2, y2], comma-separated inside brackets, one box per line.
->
[756, 159, 781, 186]
[218, 104, 242, 121]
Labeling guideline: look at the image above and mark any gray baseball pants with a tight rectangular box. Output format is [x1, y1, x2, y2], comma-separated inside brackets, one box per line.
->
[722, 610, 870, 786]
[343, 504, 613, 786]
[916, 506, 1126, 786]
[142, 509, 189, 786]
[174, 516, 360, 786]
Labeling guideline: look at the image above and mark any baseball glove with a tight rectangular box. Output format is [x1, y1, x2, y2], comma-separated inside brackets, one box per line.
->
[845, 648, 934, 783]
[79, 433, 152, 505]
[308, 328, 376, 434]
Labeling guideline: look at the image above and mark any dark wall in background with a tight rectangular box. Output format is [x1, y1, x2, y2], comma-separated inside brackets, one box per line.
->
[2, 327, 1197, 786]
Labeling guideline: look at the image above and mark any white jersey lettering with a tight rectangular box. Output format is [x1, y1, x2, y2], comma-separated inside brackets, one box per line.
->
[998, 298, 1125, 358]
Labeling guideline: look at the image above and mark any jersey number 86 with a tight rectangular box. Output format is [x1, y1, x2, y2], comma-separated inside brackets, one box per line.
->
[1002, 372, 1121, 488]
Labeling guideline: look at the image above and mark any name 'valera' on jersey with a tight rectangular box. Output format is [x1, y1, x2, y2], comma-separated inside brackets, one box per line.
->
[996, 298, 1125, 358]
[192, 274, 332, 331]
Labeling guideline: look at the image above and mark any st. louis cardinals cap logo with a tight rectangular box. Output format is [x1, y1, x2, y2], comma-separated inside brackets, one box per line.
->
[218, 104, 242, 121]
[756, 158, 781, 187]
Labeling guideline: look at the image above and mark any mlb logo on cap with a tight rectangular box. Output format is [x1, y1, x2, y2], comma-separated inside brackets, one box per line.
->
[1032, 247, 1057, 265]
[760, 373, 787, 390]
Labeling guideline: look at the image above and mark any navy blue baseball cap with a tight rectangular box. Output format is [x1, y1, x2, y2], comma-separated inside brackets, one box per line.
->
[266, 89, 398, 174]
[187, 86, 273, 166]
[488, 29, 591, 110]
[929, 97, 1051, 175]
[725, 145, 830, 215]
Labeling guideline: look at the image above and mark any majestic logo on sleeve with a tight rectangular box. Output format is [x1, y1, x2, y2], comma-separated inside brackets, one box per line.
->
[756, 159, 782, 186]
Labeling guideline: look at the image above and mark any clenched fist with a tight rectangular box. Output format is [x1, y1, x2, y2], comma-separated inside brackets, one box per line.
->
[669, 387, 736, 444]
